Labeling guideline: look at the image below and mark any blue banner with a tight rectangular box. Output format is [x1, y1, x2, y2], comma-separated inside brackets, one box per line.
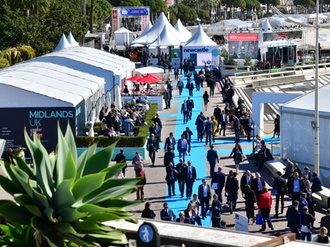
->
[120, 8, 149, 16]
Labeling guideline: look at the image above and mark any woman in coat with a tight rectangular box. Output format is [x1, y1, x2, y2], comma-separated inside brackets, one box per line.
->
[203, 91, 209, 111]
[211, 116, 218, 142]
[229, 143, 243, 173]
[258, 186, 274, 232]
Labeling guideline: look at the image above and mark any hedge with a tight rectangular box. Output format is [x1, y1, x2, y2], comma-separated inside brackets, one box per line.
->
[76, 103, 158, 147]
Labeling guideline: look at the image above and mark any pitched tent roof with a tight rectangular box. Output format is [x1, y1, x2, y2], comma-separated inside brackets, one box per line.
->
[53, 34, 72, 52]
[174, 19, 192, 40]
[261, 19, 273, 33]
[149, 24, 181, 47]
[281, 83, 330, 117]
[132, 12, 185, 45]
[0, 61, 105, 107]
[144, 21, 153, 33]
[114, 27, 133, 34]
[184, 25, 218, 47]
[67, 32, 79, 47]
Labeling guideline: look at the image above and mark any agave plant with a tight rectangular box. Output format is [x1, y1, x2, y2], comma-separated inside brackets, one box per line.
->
[0, 124, 141, 247]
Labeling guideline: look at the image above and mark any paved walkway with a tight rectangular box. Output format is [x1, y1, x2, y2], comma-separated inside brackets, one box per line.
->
[126, 72, 326, 239]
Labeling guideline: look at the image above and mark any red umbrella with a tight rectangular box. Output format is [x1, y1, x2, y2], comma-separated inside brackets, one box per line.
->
[136, 74, 160, 83]
[126, 75, 143, 81]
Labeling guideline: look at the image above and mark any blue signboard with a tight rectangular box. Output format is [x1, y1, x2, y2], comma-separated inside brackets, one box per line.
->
[120, 8, 149, 16]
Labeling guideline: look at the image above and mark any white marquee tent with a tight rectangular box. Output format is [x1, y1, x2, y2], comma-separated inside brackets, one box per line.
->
[280, 83, 330, 187]
[67, 32, 79, 47]
[53, 34, 72, 52]
[174, 19, 192, 39]
[0, 61, 105, 152]
[132, 12, 186, 45]
[149, 24, 181, 47]
[206, 19, 251, 35]
[114, 27, 134, 46]
[183, 25, 220, 67]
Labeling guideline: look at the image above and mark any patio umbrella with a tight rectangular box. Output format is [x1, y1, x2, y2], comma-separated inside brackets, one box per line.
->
[126, 75, 143, 81]
[135, 66, 164, 75]
[136, 74, 160, 83]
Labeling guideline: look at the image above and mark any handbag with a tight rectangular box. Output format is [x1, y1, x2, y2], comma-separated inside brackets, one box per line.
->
[256, 213, 264, 225]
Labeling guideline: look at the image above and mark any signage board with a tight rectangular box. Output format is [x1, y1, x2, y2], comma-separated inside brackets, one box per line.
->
[235, 213, 248, 232]
[263, 31, 303, 42]
[120, 8, 149, 16]
[228, 33, 259, 42]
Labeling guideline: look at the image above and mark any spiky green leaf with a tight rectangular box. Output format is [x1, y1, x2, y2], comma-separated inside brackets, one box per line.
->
[33, 148, 53, 198]
[0, 201, 31, 225]
[53, 179, 75, 211]
[57, 208, 87, 222]
[64, 122, 77, 165]
[77, 143, 97, 178]
[72, 173, 106, 202]
[0, 174, 20, 195]
[82, 142, 117, 176]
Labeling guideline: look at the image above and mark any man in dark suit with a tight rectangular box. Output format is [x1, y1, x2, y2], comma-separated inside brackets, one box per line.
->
[195, 113, 205, 142]
[286, 200, 301, 239]
[183, 127, 193, 155]
[251, 172, 266, 205]
[219, 110, 228, 137]
[321, 209, 330, 236]
[287, 172, 306, 203]
[177, 134, 188, 162]
[176, 158, 187, 198]
[186, 78, 194, 96]
[160, 203, 176, 221]
[176, 211, 191, 224]
[211, 166, 226, 202]
[163, 147, 174, 167]
[198, 179, 211, 219]
[233, 115, 240, 143]
[204, 117, 213, 145]
[311, 172, 323, 193]
[181, 100, 189, 124]
[273, 171, 287, 217]
[164, 132, 176, 152]
[184, 160, 197, 200]
[152, 113, 162, 141]
[207, 144, 219, 178]
[240, 170, 253, 198]
[187, 96, 194, 120]
[146, 133, 157, 166]
[213, 105, 221, 128]
[165, 162, 177, 198]
[257, 144, 274, 171]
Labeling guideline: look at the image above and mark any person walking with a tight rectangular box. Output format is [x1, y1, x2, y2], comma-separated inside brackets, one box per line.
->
[163, 147, 175, 167]
[176, 158, 187, 198]
[258, 187, 274, 232]
[181, 100, 189, 124]
[233, 115, 240, 143]
[244, 185, 256, 223]
[182, 127, 193, 155]
[211, 166, 226, 202]
[135, 163, 146, 200]
[146, 133, 157, 166]
[177, 79, 184, 95]
[186, 78, 194, 96]
[211, 116, 218, 142]
[204, 117, 213, 146]
[195, 113, 205, 142]
[203, 91, 210, 111]
[273, 171, 287, 217]
[211, 194, 222, 228]
[213, 105, 221, 128]
[164, 132, 176, 152]
[177, 134, 188, 162]
[184, 160, 197, 200]
[187, 96, 194, 121]
[286, 200, 301, 239]
[240, 170, 253, 198]
[165, 162, 177, 198]
[219, 110, 228, 136]
[251, 172, 266, 205]
[225, 171, 239, 214]
[273, 114, 280, 138]
[229, 143, 243, 173]
[207, 144, 219, 178]
[114, 149, 127, 177]
[198, 179, 211, 219]
[300, 206, 315, 241]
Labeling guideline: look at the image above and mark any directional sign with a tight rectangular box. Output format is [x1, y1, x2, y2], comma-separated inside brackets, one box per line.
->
[120, 8, 149, 16]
